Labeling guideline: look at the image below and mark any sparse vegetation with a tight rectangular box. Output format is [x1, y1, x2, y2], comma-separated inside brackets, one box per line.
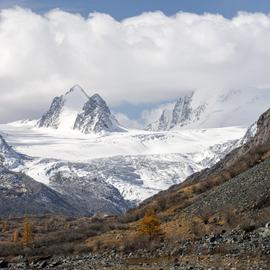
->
[223, 206, 239, 227]
[190, 220, 202, 238]
[196, 208, 214, 225]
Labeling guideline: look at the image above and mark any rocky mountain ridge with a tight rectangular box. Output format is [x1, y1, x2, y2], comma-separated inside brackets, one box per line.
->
[74, 93, 124, 133]
[147, 89, 270, 131]
[37, 85, 123, 133]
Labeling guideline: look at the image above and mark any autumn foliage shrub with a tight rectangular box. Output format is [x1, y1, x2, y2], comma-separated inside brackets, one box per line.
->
[138, 209, 162, 240]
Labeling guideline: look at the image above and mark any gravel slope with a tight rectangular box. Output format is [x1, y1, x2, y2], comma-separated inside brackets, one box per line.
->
[185, 157, 270, 215]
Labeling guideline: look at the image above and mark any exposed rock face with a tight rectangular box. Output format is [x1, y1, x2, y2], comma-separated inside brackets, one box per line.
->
[0, 150, 74, 217]
[237, 121, 257, 145]
[157, 109, 171, 131]
[147, 92, 207, 131]
[199, 122, 257, 169]
[37, 96, 65, 129]
[51, 177, 130, 215]
[0, 160, 130, 216]
[170, 94, 193, 128]
[44, 159, 131, 214]
[74, 94, 124, 133]
[139, 108, 268, 213]
[186, 157, 270, 215]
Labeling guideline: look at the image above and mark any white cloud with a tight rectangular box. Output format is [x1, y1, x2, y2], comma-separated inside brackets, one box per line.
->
[141, 102, 175, 126]
[1, 8, 270, 122]
[114, 113, 142, 129]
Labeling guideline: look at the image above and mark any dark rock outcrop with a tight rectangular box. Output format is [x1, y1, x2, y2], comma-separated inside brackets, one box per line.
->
[74, 94, 124, 133]
[37, 96, 65, 128]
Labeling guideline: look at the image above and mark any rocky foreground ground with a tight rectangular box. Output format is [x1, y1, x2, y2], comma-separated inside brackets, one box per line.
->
[1, 226, 269, 270]
[2, 253, 269, 270]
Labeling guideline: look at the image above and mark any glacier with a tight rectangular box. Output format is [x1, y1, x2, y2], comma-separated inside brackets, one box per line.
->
[0, 122, 246, 204]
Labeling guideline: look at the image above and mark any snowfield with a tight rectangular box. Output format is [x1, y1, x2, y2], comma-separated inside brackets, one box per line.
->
[1, 122, 245, 161]
[0, 122, 246, 203]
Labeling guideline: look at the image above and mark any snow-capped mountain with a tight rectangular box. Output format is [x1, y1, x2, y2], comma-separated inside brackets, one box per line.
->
[146, 92, 205, 131]
[37, 85, 89, 130]
[74, 93, 124, 133]
[37, 85, 123, 133]
[147, 89, 270, 131]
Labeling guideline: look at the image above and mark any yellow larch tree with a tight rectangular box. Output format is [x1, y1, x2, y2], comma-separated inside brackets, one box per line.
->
[12, 229, 19, 242]
[22, 217, 33, 247]
[138, 209, 162, 240]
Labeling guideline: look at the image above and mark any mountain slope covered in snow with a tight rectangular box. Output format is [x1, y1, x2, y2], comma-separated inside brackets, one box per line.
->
[147, 89, 270, 131]
[0, 123, 248, 205]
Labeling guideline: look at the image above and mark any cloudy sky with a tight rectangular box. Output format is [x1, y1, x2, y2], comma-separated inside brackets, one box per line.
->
[1, 1, 270, 124]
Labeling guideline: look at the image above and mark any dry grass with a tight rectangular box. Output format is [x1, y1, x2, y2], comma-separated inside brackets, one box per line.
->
[0, 214, 127, 257]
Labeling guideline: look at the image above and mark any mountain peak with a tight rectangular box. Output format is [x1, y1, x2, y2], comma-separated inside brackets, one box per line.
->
[65, 85, 90, 99]
[37, 85, 89, 130]
[91, 93, 103, 100]
[74, 93, 124, 133]
[146, 92, 195, 131]
[37, 86, 124, 133]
